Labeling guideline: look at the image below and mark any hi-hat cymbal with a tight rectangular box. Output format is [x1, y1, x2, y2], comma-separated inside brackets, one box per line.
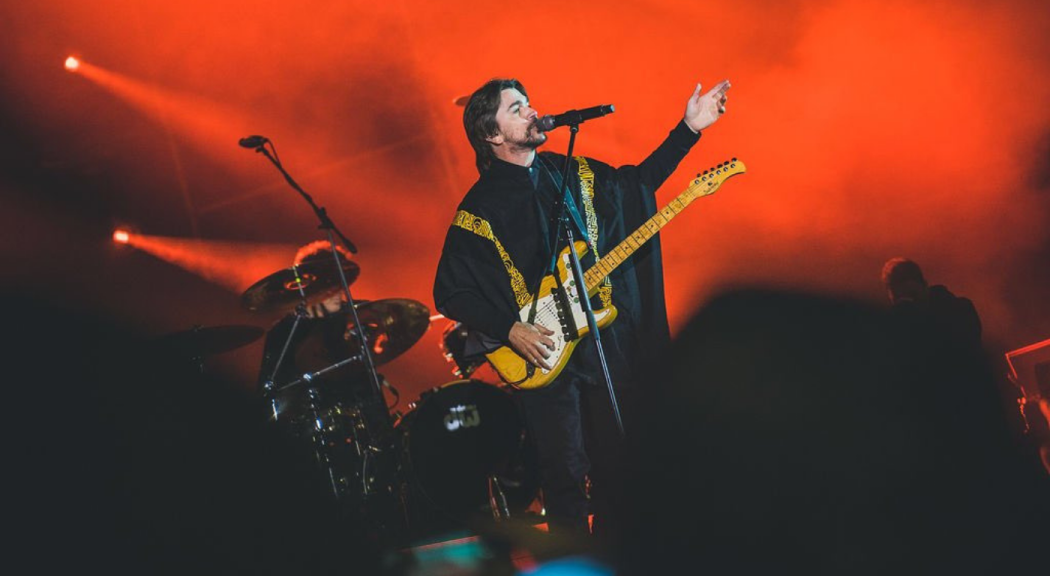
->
[152, 324, 265, 358]
[294, 298, 431, 372]
[241, 260, 360, 313]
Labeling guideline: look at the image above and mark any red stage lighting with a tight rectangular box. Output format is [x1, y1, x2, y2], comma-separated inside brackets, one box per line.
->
[64, 56, 80, 72]
[113, 229, 130, 244]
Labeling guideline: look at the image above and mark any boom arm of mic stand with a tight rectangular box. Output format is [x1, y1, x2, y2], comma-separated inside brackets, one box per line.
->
[253, 145, 357, 254]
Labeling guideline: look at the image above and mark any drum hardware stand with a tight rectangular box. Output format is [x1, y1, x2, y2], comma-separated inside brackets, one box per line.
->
[275, 353, 365, 394]
[487, 476, 511, 520]
[306, 387, 344, 497]
[532, 123, 625, 438]
[257, 273, 362, 411]
[258, 299, 380, 505]
[260, 296, 310, 420]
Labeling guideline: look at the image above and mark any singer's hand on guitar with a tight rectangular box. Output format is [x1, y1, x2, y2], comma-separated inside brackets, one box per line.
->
[684, 79, 731, 133]
[508, 321, 555, 370]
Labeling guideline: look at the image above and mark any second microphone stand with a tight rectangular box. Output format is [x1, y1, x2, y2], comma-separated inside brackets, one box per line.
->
[251, 142, 388, 427]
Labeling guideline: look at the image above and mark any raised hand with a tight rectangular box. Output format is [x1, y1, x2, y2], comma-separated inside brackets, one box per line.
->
[684, 79, 731, 133]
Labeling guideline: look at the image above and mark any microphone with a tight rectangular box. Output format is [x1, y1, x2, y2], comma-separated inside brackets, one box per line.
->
[238, 135, 269, 149]
[536, 104, 615, 131]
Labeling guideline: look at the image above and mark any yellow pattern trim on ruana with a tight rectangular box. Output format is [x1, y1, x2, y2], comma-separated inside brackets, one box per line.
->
[451, 210, 531, 307]
[576, 157, 613, 308]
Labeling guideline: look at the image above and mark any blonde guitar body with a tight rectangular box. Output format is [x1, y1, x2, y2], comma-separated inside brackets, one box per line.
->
[485, 241, 617, 390]
[485, 158, 747, 390]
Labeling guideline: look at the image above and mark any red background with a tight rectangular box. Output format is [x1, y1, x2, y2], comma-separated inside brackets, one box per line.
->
[2, 0, 1048, 402]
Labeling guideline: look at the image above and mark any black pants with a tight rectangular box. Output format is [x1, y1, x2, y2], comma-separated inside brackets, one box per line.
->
[514, 336, 635, 535]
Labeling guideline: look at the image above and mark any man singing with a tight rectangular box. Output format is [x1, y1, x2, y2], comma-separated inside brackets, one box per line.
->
[434, 77, 730, 534]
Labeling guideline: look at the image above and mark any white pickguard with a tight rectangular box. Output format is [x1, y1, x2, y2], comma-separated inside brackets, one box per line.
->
[517, 253, 613, 376]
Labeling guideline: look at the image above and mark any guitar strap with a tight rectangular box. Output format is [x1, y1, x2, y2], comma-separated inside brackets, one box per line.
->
[574, 157, 613, 308]
[536, 155, 613, 308]
[536, 155, 591, 251]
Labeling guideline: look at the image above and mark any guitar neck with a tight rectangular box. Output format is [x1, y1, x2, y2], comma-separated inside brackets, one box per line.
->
[586, 168, 740, 294]
[582, 189, 697, 293]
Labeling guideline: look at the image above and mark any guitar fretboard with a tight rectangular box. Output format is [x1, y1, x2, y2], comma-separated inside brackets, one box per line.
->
[583, 162, 739, 293]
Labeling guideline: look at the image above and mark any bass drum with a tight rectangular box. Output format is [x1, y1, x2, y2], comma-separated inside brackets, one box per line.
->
[398, 380, 538, 525]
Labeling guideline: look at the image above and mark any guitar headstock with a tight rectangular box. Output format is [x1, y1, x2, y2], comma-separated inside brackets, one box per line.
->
[688, 158, 746, 198]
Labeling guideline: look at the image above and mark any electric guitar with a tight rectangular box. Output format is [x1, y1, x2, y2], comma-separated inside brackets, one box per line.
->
[485, 158, 747, 389]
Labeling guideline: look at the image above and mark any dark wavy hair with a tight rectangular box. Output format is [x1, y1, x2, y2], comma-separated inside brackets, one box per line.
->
[463, 78, 527, 173]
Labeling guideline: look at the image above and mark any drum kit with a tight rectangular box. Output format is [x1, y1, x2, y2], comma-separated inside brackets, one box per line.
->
[157, 249, 539, 540]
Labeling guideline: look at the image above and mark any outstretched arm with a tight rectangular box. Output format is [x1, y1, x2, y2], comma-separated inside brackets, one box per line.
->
[596, 79, 731, 201]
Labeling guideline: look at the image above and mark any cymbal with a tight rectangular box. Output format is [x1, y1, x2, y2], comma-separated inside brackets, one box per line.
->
[241, 260, 361, 313]
[153, 325, 265, 357]
[295, 298, 431, 372]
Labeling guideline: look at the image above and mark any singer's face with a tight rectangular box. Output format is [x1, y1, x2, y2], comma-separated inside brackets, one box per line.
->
[489, 88, 547, 150]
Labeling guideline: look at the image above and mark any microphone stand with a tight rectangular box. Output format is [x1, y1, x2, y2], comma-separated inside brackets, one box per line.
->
[248, 141, 388, 429]
[538, 124, 625, 438]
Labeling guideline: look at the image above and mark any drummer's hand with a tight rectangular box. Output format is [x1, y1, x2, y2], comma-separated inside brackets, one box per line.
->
[508, 321, 555, 370]
[306, 293, 345, 318]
